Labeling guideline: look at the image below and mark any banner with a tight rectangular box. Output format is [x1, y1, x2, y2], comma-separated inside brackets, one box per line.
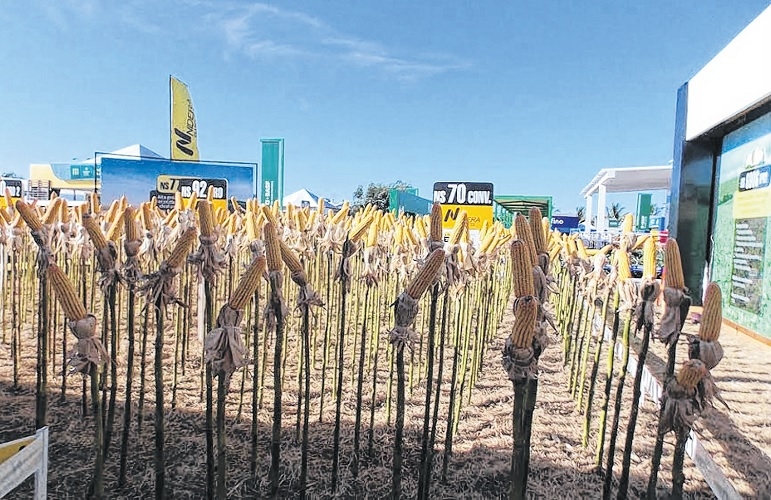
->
[260, 139, 284, 205]
[170, 76, 200, 161]
[433, 181, 494, 243]
[636, 193, 652, 231]
[0, 179, 23, 210]
[712, 111, 771, 337]
[100, 156, 255, 212]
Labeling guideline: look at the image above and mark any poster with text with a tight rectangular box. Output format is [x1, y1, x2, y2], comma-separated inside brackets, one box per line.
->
[712, 112, 771, 337]
[100, 157, 256, 212]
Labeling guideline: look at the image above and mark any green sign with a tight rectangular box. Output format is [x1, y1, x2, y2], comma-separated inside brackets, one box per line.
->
[70, 164, 96, 180]
[636, 193, 652, 231]
[260, 139, 284, 205]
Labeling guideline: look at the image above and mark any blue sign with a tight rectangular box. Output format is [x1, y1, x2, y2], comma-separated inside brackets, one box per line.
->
[551, 216, 580, 233]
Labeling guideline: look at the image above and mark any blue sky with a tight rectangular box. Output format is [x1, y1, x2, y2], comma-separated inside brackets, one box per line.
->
[1, 0, 769, 214]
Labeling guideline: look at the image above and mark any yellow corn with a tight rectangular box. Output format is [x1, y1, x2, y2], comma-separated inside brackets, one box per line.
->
[279, 238, 304, 275]
[90, 192, 100, 214]
[616, 250, 632, 281]
[245, 212, 259, 241]
[642, 237, 657, 280]
[141, 202, 155, 231]
[207, 185, 215, 203]
[621, 214, 634, 234]
[261, 204, 278, 228]
[106, 210, 125, 243]
[664, 238, 685, 289]
[162, 209, 178, 227]
[366, 220, 379, 248]
[47, 263, 88, 321]
[676, 359, 707, 390]
[264, 222, 282, 272]
[3, 189, 13, 211]
[405, 248, 444, 300]
[429, 202, 443, 241]
[479, 228, 497, 254]
[699, 282, 722, 341]
[449, 210, 467, 245]
[331, 201, 349, 224]
[15, 200, 43, 232]
[349, 213, 374, 243]
[393, 225, 404, 246]
[42, 198, 61, 225]
[229, 255, 267, 310]
[542, 217, 551, 247]
[187, 191, 199, 211]
[511, 297, 537, 349]
[197, 200, 215, 238]
[317, 198, 325, 215]
[631, 234, 650, 252]
[59, 199, 70, 224]
[575, 238, 589, 260]
[414, 216, 427, 240]
[82, 214, 108, 250]
[167, 227, 197, 268]
[174, 191, 184, 211]
[514, 214, 538, 266]
[510, 239, 535, 298]
[124, 206, 138, 242]
[529, 208, 546, 253]
[104, 199, 119, 224]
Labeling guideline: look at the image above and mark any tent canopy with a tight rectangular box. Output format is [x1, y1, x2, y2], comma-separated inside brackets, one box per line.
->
[580, 165, 672, 231]
[283, 188, 320, 208]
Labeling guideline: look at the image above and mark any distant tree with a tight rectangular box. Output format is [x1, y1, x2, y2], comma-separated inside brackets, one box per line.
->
[352, 180, 413, 213]
[1, 171, 20, 178]
[650, 203, 662, 217]
[606, 202, 627, 221]
[576, 206, 585, 223]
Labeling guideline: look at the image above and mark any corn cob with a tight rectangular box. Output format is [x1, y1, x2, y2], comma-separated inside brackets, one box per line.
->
[3, 189, 13, 211]
[124, 206, 138, 242]
[90, 192, 100, 214]
[174, 191, 184, 211]
[0, 207, 10, 224]
[510, 239, 535, 298]
[630, 234, 650, 252]
[82, 213, 108, 250]
[207, 185, 215, 203]
[479, 220, 489, 243]
[297, 209, 308, 232]
[331, 202, 349, 224]
[15, 200, 44, 231]
[393, 225, 404, 246]
[511, 297, 538, 349]
[621, 214, 634, 234]
[141, 202, 155, 231]
[279, 238, 304, 275]
[316, 198, 325, 215]
[514, 214, 538, 266]
[42, 198, 61, 225]
[166, 227, 197, 268]
[229, 255, 267, 310]
[414, 216, 427, 240]
[366, 220, 378, 248]
[162, 209, 178, 227]
[404, 224, 419, 247]
[429, 202, 443, 241]
[264, 222, 282, 272]
[232, 196, 244, 214]
[48, 263, 88, 321]
[675, 359, 707, 390]
[150, 196, 157, 211]
[616, 250, 632, 281]
[226, 213, 238, 236]
[261, 204, 278, 228]
[197, 200, 215, 238]
[245, 212, 259, 241]
[106, 210, 125, 242]
[349, 213, 374, 243]
[478, 228, 497, 254]
[59, 199, 70, 224]
[187, 191, 199, 211]
[642, 237, 657, 280]
[542, 217, 551, 247]
[529, 208, 547, 253]
[104, 199, 119, 224]
[699, 282, 722, 341]
[575, 237, 589, 260]
[449, 210, 467, 245]
[664, 238, 685, 290]
[405, 248, 444, 300]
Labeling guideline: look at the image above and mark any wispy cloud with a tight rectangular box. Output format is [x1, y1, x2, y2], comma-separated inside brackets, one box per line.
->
[206, 2, 470, 81]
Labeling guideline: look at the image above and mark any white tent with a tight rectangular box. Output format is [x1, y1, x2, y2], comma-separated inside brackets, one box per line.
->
[283, 188, 321, 208]
[76, 144, 163, 166]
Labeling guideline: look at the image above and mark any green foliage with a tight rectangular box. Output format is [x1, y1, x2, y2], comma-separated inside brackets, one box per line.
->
[352, 180, 413, 213]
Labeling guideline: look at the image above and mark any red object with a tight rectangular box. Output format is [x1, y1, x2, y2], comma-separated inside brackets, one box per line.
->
[659, 230, 669, 243]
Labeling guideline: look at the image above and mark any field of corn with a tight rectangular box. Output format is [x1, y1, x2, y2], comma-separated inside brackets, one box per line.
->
[0, 191, 740, 499]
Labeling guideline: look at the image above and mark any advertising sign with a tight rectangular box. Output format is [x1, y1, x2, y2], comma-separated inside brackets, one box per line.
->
[433, 181, 494, 242]
[0, 179, 23, 210]
[712, 111, 771, 337]
[636, 193, 652, 231]
[260, 139, 284, 206]
[551, 215, 580, 233]
[100, 157, 255, 211]
[170, 76, 200, 161]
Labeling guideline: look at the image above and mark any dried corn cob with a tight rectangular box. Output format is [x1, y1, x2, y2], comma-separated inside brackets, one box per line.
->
[366, 220, 378, 248]
[349, 213, 374, 243]
[542, 217, 551, 247]
[575, 237, 589, 260]
[511, 296, 538, 348]
[405, 248, 444, 300]
[42, 198, 61, 225]
[3, 189, 13, 211]
[664, 238, 685, 290]
[510, 239, 535, 298]
[429, 202, 442, 241]
[90, 192, 100, 214]
[279, 238, 304, 275]
[48, 263, 88, 321]
[261, 204, 279, 228]
[197, 200, 215, 238]
[414, 216, 427, 241]
[621, 214, 634, 234]
[124, 206, 138, 242]
[59, 199, 70, 224]
[630, 233, 650, 252]
[162, 209, 178, 228]
[616, 250, 632, 281]
[106, 210, 125, 243]
[529, 208, 546, 253]
[15, 200, 43, 231]
[207, 185, 215, 203]
[478, 228, 497, 254]
[317, 198, 325, 214]
[174, 191, 184, 211]
[187, 191, 199, 211]
[514, 214, 538, 266]
[675, 359, 707, 390]
[229, 255, 267, 310]
[449, 210, 467, 245]
[83, 214, 108, 250]
[642, 237, 657, 280]
[141, 202, 155, 231]
[699, 282, 722, 342]
[264, 222, 282, 272]
[404, 223, 419, 247]
[167, 227, 197, 268]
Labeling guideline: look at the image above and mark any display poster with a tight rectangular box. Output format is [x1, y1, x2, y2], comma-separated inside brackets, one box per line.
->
[170, 76, 200, 161]
[0, 179, 23, 210]
[635, 193, 652, 232]
[433, 181, 494, 243]
[260, 139, 284, 205]
[100, 157, 255, 212]
[712, 112, 771, 336]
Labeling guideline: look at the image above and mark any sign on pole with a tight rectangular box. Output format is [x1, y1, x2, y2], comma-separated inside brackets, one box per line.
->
[433, 181, 494, 244]
[636, 193, 652, 231]
[260, 139, 285, 206]
[0, 178, 23, 209]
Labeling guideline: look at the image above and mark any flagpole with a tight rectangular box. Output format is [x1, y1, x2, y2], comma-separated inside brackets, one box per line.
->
[169, 75, 173, 160]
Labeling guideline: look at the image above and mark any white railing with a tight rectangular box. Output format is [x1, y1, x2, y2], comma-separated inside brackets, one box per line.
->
[0, 426, 49, 499]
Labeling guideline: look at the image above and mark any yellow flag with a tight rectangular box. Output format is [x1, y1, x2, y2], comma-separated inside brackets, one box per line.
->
[170, 76, 200, 161]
